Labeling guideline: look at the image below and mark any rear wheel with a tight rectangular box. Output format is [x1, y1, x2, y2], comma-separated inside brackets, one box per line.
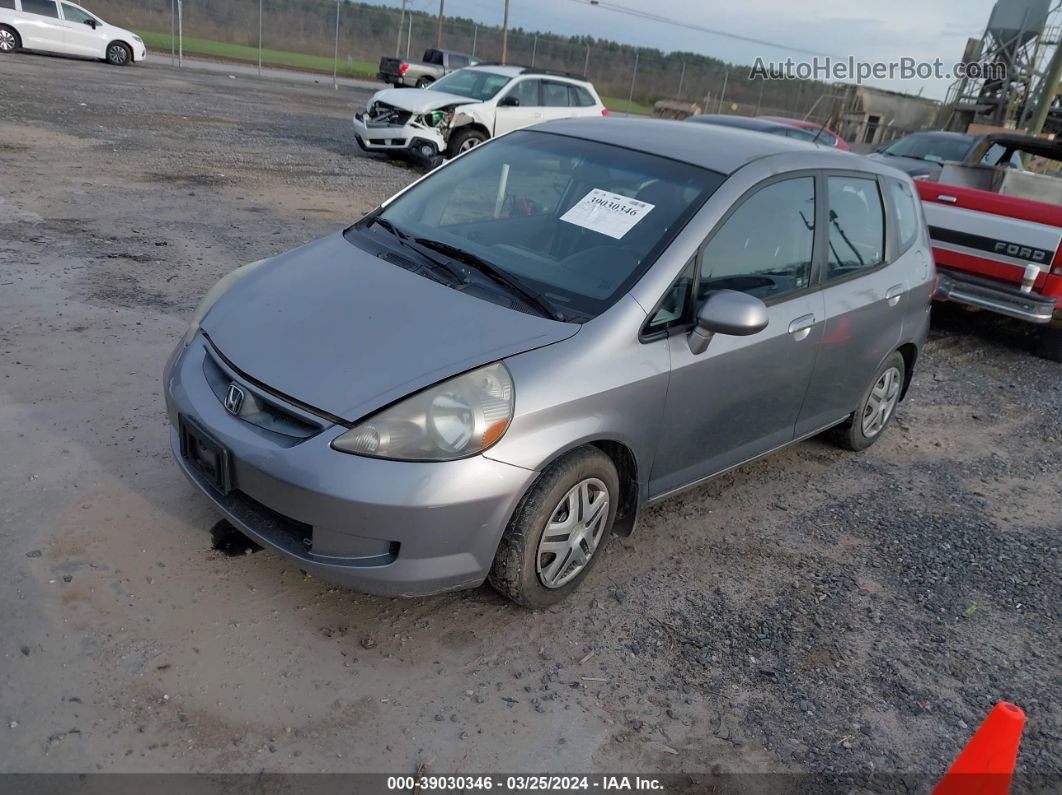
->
[829, 352, 905, 452]
[0, 26, 20, 54]
[1036, 326, 1062, 362]
[106, 41, 131, 66]
[489, 447, 619, 608]
[416, 77, 433, 88]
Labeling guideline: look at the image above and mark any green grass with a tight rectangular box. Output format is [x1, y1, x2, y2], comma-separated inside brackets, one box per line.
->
[136, 31, 377, 79]
[600, 95, 653, 116]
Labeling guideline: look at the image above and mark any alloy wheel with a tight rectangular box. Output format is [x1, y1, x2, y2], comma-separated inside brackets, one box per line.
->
[108, 44, 128, 64]
[0, 30, 16, 52]
[861, 366, 901, 438]
[536, 477, 609, 589]
[459, 138, 480, 153]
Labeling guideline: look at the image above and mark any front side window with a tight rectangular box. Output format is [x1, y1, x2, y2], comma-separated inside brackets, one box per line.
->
[505, 79, 540, 107]
[350, 131, 724, 320]
[61, 2, 94, 23]
[886, 178, 919, 254]
[826, 176, 885, 279]
[429, 69, 512, 101]
[21, 0, 59, 17]
[542, 81, 571, 107]
[697, 177, 816, 302]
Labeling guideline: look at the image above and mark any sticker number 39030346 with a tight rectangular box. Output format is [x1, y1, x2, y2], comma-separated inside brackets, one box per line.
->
[559, 188, 655, 240]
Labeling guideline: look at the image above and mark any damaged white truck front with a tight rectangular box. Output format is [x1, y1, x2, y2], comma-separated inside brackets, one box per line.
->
[352, 65, 607, 167]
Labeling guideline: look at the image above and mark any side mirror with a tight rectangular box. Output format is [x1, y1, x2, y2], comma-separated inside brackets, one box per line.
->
[499, 95, 520, 107]
[85, 19, 98, 28]
[688, 289, 768, 354]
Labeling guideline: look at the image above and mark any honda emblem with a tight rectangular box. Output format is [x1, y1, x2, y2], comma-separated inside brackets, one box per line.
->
[223, 383, 245, 415]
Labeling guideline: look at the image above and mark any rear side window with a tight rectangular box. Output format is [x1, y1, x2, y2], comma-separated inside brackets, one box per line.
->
[542, 81, 571, 107]
[571, 85, 597, 107]
[886, 178, 920, 254]
[0, 0, 16, 9]
[698, 176, 816, 302]
[424, 49, 443, 65]
[22, 0, 59, 16]
[826, 176, 885, 279]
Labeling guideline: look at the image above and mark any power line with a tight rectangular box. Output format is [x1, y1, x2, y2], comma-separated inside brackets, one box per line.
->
[567, 0, 838, 59]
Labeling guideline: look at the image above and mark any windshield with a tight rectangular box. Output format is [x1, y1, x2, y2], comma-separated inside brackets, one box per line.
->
[349, 131, 724, 320]
[883, 134, 973, 163]
[429, 69, 512, 101]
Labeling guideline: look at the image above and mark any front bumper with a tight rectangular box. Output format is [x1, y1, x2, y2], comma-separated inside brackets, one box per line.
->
[163, 336, 536, 597]
[352, 113, 446, 162]
[935, 268, 1056, 324]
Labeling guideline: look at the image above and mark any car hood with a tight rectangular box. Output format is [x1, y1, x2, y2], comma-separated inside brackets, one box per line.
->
[201, 232, 578, 422]
[371, 88, 478, 114]
[865, 153, 942, 177]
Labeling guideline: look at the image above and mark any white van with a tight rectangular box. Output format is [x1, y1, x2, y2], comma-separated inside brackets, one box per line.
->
[0, 0, 145, 65]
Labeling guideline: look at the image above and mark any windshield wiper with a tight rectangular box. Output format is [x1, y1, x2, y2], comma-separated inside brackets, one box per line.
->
[412, 238, 562, 320]
[365, 216, 465, 285]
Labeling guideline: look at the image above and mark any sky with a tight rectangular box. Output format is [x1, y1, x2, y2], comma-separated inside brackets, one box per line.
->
[369, 0, 1004, 99]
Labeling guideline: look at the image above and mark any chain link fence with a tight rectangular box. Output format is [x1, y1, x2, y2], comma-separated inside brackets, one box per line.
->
[89, 0, 845, 123]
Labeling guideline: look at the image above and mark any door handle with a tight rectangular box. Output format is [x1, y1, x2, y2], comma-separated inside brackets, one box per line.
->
[936, 195, 958, 204]
[788, 314, 815, 341]
[885, 284, 905, 306]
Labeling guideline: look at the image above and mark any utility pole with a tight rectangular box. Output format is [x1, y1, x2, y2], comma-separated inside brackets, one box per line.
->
[627, 50, 639, 114]
[531, 35, 538, 67]
[257, 0, 263, 77]
[677, 60, 686, 99]
[170, 0, 175, 66]
[471, 24, 477, 58]
[717, 67, 729, 113]
[583, 42, 590, 77]
[1028, 41, 1062, 137]
[395, 0, 406, 58]
[501, 0, 510, 65]
[332, 0, 340, 90]
[406, 13, 412, 59]
[176, 0, 183, 68]
[436, 0, 445, 49]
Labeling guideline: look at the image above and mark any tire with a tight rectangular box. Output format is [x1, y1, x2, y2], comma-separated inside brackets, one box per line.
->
[0, 26, 20, 54]
[828, 351, 906, 452]
[489, 447, 619, 608]
[1035, 326, 1062, 363]
[447, 127, 488, 158]
[416, 77, 433, 88]
[105, 41, 132, 66]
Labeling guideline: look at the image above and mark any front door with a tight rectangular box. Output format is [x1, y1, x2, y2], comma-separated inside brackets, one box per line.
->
[58, 1, 100, 57]
[16, 0, 67, 52]
[494, 79, 543, 136]
[650, 175, 824, 498]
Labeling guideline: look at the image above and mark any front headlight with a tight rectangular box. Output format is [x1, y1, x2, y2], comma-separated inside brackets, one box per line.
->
[132, 34, 143, 43]
[182, 258, 269, 345]
[332, 362, 514, 461]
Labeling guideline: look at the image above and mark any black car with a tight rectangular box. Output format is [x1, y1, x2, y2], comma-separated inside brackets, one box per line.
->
[867, 131, 1023, 178]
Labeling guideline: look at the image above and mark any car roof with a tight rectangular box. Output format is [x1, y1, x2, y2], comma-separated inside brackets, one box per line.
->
[533, 117, 862, 175]
[758, 116, 826, 130]
[688, 114, 790, 132]
[898, 130, 976, 143]
[464, 64, 591, 84]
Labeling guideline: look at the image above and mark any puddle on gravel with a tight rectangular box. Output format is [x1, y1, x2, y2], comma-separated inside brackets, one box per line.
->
[210, 520, 263, 556]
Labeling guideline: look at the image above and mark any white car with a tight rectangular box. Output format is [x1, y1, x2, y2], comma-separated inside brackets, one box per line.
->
[0, 0, 146, 66]
[353, 65, 608, 165]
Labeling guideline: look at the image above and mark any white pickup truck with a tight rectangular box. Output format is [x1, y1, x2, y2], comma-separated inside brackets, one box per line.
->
[916, 134, 1062, 360]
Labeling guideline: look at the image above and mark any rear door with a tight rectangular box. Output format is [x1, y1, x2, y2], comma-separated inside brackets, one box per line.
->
[15, 0, 67, 52]
[649, 175, 825, 497]
[794, 172, 910, 436]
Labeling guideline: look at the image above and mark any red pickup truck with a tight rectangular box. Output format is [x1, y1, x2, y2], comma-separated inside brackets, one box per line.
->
[916, 134, 1062, 360]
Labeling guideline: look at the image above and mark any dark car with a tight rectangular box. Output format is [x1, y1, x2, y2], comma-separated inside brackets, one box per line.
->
[867, 131, 1023, 178]
[686, 114, 825, 143]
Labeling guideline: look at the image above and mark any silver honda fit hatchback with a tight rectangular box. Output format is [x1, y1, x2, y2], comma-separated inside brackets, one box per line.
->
[164, 117, 933, 607]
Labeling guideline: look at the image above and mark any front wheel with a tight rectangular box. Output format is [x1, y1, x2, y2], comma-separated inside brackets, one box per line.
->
[489, 447, 619, 608]
[829, 352, 906, 452]
[106, 42, 132, 66]
[0, 26, 20, 54]
[447, 127, 487, 158]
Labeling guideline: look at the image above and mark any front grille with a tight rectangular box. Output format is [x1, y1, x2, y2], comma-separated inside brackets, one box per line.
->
[201, 348, 325, 441]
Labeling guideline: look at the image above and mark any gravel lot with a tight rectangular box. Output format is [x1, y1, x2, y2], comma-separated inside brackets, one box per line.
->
[1, 54, 1059, 782]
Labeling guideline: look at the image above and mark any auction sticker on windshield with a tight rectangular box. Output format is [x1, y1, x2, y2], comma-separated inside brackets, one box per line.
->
[560, 189, 655, 239]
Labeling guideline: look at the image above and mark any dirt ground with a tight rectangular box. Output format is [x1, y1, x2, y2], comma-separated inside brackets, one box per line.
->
[1, 54, 1059, 783]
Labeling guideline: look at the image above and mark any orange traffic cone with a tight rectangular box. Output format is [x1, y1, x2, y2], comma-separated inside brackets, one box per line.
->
[934, 702, 1025, 795]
